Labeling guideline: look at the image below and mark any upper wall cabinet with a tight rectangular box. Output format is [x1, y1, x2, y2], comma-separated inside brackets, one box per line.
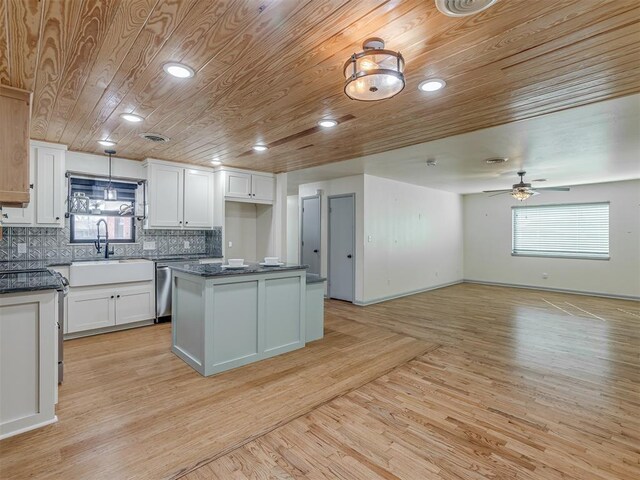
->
[1, 142, 66, 227]
[224, 171, 274, 204]
[0, 86, 31, 206]
[145, 161, 213, 229]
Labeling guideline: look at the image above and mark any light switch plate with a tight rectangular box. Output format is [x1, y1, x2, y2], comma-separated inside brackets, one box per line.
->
[143, 241, 156, 250]
[184, 241, 190, 249]
[17, 243, 27, 254]
[228, 241, 233, 248]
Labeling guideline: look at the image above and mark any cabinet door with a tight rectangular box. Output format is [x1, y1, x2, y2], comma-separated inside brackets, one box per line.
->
[251, 175, 274, 202]
[34, 147, 65, 227]
[67, 289, 115, 333]
[0, 86, 30, 205]
[149, 164, 184, 228]
[1, 148, 34, 225]
[115, 283, 155, 325]
[225, 172, 252, 199]
[183, 169, 213, 228]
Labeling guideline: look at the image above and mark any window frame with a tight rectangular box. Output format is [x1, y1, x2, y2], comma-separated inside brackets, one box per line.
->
[511, 201, 610, 261]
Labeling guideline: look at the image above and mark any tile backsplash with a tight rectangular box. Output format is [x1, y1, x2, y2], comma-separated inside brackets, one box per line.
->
[0, 219, 222, 270]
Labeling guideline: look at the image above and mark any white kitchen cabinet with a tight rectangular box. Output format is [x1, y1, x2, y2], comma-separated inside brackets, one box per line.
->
[252, 174, 275, 202]
[114, 283, 155, 325]
[0, 290, 57, 439]
[145, 160, 213, 229]
[67, 287, 116, 333]
[224, 170, 274, 204]
[35, 146, 65, 227]
[66, 281, 155, 334]
[147, 163, 184, 228]
[183, 168, 214, 228]
[225, 171, 252, 199]
[1, 143, 65, 227]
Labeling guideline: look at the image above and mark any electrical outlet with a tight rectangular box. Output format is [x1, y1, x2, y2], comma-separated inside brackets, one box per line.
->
[367, 235, 372, 242]
[184, 241, 190, 249]
[17, 243, 27, 254]
[143, 241, 156, 250]
[228, 241, 233, 248]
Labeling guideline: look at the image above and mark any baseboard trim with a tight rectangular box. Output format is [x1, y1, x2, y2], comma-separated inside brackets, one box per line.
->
[354, 280, 464, 306]
[64, 319, 155, 340]
[463, 279, 640, 301]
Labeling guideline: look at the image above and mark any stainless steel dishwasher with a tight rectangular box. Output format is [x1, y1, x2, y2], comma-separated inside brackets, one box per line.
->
[155, 264, 172, 321]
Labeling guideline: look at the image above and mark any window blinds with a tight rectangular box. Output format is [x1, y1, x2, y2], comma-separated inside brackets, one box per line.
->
[512, 202, 610, 259]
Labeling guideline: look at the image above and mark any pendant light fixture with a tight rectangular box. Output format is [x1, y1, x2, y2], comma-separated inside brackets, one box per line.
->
[343, 38, 405, 101]
[104, 149, 117, 201]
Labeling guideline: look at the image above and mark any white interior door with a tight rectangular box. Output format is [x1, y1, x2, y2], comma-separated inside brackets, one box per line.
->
[328, 194, 355, 302]
[301, 196, 320, 275]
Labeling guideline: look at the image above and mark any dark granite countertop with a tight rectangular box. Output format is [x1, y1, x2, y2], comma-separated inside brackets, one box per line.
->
[306, 274, 327, 284]
[44, 254, 224, 268]
[0, 269, 64, 294]
[168, 262, 307, 278]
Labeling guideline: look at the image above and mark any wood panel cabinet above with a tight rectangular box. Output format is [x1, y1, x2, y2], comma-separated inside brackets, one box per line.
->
[0, 86, 31, 207]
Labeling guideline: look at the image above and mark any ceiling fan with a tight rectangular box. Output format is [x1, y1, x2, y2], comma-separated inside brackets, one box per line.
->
[483, 171, 570, 201]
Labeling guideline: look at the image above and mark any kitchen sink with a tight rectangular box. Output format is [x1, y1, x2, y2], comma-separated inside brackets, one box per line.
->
[69, 259, 154, 287]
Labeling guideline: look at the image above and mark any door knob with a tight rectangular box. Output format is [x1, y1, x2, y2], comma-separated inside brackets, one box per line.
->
[347, 254, 352, 258]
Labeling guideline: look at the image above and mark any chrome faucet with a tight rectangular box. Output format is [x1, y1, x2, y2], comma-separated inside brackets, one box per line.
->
[95, 219, 114, 259]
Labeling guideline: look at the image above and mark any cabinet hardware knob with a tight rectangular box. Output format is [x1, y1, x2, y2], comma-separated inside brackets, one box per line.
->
[117, 295, 120, 298]
[179, 221, 182, 224]
[111, 295, 114, 299]
[185, 221, 189, 224]
[313, 249, 318, 253]
[55, 217, 60, 220]
[347, 254, 352, 258]
[2, 213, 7, 218]
[29, 184, 34, 189]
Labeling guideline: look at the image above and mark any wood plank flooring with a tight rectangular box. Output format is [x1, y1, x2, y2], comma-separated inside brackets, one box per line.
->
[1, 283, 638, 479]
[0, 314, 432, 479]
[185, 284, 640, 479]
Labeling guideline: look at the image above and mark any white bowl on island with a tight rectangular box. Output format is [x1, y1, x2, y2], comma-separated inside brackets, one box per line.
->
[227, 259, 245, 267]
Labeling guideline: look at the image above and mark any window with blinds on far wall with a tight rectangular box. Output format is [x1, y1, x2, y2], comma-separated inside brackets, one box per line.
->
[512, 202, 610, 259]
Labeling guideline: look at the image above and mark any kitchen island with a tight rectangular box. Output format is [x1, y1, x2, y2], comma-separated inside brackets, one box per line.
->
[169, 262, 308, 376]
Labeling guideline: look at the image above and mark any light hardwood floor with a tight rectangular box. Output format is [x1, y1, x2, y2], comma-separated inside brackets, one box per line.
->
[185, 284, 640, 479]
[1, 284, 638, 479]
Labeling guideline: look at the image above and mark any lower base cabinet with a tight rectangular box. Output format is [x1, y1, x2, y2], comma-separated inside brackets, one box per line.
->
[0, 290, 57, 439]
[67, 281, 155, 334]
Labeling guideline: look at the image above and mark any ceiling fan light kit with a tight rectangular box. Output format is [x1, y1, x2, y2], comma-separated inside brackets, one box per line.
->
[344, 38, 405, 101]
[435, 0, 498, 17]
[483, 171, 571, 201]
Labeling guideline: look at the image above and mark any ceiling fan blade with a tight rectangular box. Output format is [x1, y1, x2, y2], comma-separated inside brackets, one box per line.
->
[536, 187, 571, 191]
[489, 191, 512, 197]
[483, 189, 512, 193]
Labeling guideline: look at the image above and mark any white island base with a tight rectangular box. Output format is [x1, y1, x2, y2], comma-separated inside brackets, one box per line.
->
[171, 267, 306, 376]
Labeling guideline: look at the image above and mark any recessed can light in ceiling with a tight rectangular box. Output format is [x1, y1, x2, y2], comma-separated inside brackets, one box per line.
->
[485, 157, 508, 164]
[253, 144, 268, 152]
[318, 119, 338, 128]
[98, 140, 116, 147]
[163, 62, 195, 78]
[211, 157, 222, 166]
[418, 78, 446, 92]
[120, 113, 144, 123]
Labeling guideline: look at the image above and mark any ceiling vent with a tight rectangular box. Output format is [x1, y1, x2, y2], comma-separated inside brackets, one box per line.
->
[139, 133, 170, 143]
[485, 157, 508, 164]
[435, 0, 497, 17]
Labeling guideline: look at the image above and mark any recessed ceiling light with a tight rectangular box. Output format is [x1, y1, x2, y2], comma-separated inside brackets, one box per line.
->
[163, 62, 195, 78]
[98, 140, 116, 147]
[253, 144, 268, 152]
[120, 113, 144, 123]
[318, 119, 338, 128]
[211, 157, 222, 166]
[485, 157, 508, 164]
[418, 78, 446, 92]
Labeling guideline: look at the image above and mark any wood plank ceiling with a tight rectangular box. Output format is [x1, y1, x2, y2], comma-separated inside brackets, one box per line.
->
[1, 0, 639, 173]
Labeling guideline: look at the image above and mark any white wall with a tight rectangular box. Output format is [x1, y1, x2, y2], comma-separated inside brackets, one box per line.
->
[225, 202, 258, 262]
[299, 175, 365, 302]
[286, 195, 299, 264]
[363, 175, 463, 303]
[463, 180, 640, 298]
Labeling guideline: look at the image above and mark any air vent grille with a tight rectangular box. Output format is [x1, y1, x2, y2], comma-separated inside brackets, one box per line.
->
[139, 133, 170, 143]
[435, 0, 497, 17]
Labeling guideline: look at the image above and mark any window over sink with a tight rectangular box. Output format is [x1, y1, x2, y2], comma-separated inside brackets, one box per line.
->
[69, 177, 138, 243]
